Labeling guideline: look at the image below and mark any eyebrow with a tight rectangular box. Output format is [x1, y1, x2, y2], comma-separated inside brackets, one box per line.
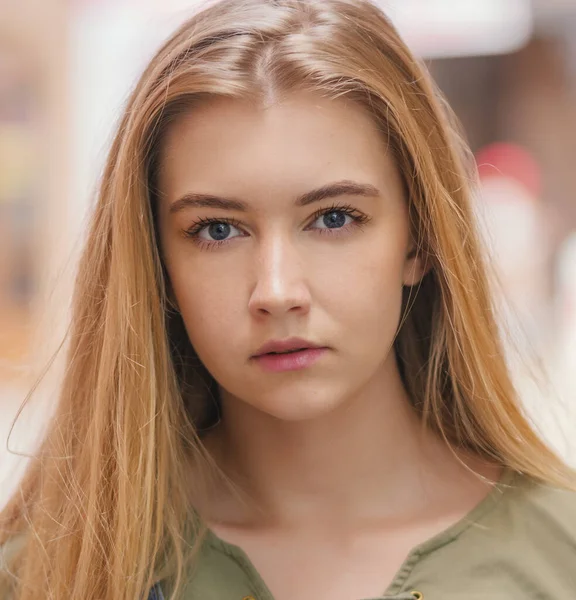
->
[168, 180, 381, 214]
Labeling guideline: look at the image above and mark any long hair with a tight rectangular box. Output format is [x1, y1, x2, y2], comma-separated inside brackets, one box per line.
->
[1, 0, 573, 598]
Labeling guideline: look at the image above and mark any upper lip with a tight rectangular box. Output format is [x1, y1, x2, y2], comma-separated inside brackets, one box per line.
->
[253, 337, 324, 357]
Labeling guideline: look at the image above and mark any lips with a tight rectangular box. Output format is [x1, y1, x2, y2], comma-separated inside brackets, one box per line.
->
[253, 337, 324, 357]
[252, 346, 328, 373]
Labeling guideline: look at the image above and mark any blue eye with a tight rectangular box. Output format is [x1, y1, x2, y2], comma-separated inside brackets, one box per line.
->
[312, 210, 352, 230]
[199, 221, 242, 242]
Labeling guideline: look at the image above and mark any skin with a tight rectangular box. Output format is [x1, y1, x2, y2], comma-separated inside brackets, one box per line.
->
[157, 93, 501, 600]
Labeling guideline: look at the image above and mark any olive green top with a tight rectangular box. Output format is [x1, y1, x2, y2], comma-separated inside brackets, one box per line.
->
[175, 469, 576, 599]
[3, 469, 576, 599]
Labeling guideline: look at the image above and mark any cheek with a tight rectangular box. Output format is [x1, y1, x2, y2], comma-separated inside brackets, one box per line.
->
[321, 234, 408, 318]
[317, 235, 408, 367]
[165, 253, 245, 354]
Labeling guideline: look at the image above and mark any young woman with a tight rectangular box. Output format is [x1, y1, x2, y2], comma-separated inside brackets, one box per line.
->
[1, 0, 575, 598]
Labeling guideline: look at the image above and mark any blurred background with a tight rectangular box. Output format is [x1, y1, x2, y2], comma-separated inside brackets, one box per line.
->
[1, 0, 575, 504]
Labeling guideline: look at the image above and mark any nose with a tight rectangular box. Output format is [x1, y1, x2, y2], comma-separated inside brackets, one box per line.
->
[248, 233, 312, 319]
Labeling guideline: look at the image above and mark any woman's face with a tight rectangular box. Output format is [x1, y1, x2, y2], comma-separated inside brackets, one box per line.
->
[157, 93, 424, 421]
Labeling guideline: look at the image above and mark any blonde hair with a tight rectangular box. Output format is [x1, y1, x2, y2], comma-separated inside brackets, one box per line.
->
[1, 0, 573, 598]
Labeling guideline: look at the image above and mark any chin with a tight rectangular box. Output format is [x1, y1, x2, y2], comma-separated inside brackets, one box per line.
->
[249, 391, 345, 422]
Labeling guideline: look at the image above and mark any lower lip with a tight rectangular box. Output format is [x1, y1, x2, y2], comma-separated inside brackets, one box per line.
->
[253, 348, 328, 373]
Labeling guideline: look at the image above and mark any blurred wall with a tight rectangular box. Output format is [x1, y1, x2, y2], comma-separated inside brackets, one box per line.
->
[0, 0, 71, 503]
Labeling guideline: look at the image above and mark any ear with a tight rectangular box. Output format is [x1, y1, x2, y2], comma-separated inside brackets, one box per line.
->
[402, 244, 431, 287]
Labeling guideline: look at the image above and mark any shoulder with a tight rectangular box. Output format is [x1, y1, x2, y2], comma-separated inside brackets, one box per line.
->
[413, 471, 576, 597]
[505, 473, 576, 543]
[470, 471, 576, 587]
[427, 471, 576, 566]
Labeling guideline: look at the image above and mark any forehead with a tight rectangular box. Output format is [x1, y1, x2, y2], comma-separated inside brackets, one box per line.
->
[157, 93, 401, 204]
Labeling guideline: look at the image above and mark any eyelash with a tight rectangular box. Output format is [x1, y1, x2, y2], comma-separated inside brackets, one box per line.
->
[182, 203, 371, 251]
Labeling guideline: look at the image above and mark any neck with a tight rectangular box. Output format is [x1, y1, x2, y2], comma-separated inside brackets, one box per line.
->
[203, 357, 499, 528]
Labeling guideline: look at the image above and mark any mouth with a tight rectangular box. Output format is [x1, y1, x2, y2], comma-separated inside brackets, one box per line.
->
[251, 337, 328, 372]
[253, 337, 324, 358]
[263, 348, 308, 356]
